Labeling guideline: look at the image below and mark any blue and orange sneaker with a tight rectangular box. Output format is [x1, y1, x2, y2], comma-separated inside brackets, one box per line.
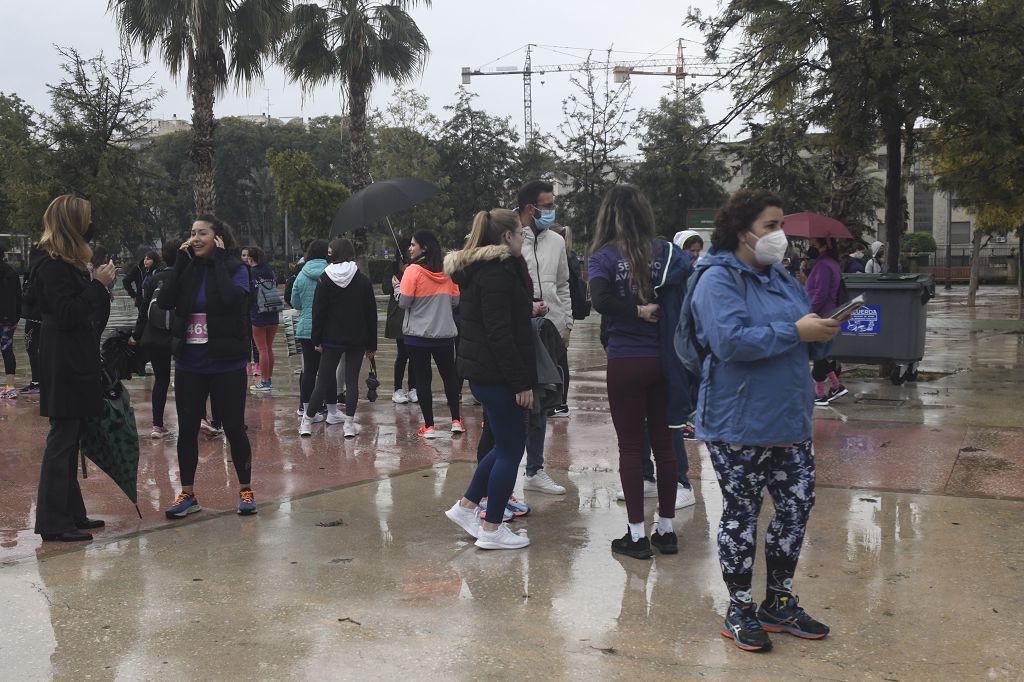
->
[165, 491, 201, 519]
[758, 594, 830, 639]
[506, 496, 530, 517]
[238, 489, 257, 516]
[478, 498, 514, 523]
[721, 594, 772, 652]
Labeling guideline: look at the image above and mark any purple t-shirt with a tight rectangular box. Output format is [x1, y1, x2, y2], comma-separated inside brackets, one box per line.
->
[588, 245, 659, 359]
[176, 266, 250, 374]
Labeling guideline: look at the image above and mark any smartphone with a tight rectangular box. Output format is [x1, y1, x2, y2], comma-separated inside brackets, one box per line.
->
[830, 294, 866, 320]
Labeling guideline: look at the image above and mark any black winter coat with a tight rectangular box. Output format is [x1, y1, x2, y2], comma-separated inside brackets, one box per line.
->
[157, 250, 250, 363]
[310, 265, 377, 351]
[132, 266, 173, 351]
[33, 257, 111, 418]
[0, 261, 21, 324]
[445, 245, 536, 394]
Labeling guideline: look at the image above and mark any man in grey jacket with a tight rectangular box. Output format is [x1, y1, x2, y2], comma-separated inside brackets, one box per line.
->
[518, 180, 572, 495]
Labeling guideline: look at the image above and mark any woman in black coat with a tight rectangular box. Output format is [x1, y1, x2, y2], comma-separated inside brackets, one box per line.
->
[32, 195, 115, 542]
[299, 237, 377, 439]
[442, 208, 536, 551]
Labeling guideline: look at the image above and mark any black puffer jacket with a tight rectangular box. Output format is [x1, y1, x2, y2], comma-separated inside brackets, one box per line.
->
[0, 260, 21, 323]
[157, 250, 250, 363]
[445, 245, 536, 394]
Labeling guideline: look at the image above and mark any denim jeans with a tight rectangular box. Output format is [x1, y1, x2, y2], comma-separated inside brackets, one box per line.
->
[464, 382, 530, 524]
[525, 415, 547, 476]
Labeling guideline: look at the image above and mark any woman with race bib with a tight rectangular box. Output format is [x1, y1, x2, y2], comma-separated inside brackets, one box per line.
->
[157, 216, 257, 518]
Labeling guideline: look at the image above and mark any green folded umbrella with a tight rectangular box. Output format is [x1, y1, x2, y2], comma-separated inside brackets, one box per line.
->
[79, 380, 142, 517]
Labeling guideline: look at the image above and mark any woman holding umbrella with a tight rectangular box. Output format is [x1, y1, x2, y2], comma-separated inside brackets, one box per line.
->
[32, 195, 114, 542]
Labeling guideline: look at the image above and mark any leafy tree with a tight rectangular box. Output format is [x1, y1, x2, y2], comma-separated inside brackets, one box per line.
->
[555, 54, 640, 244]
[631, 93, 728, 234]
[438, 87, 520, 231]
[0, 93, 51, 236]
[688, 0, 961, 272]
[267, 148, 349, 242]
[927, 0, 1024, 304]
[109, 0, 289, 213]
[43, 46, 164, 248]
[280, 0, 430, 190]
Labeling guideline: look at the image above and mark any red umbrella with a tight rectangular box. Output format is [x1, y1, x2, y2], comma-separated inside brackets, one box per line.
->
[783, 212, 853, 239]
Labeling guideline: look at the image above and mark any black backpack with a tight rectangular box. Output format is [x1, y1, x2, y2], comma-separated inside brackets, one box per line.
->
[146, 272, 173, 331]
[567, 253, 591, 320]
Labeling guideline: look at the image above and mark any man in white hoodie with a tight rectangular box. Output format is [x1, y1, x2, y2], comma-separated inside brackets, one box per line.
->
[517, 180, 571, 495]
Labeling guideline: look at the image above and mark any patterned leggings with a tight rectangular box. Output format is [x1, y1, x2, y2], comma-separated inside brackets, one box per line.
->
[707, 440, 816, 585]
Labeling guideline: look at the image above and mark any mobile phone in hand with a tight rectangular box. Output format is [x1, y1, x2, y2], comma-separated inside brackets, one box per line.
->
[830, 294, 866, 321]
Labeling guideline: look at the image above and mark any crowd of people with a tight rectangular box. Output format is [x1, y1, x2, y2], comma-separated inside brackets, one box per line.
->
[0, 178, 872, 653]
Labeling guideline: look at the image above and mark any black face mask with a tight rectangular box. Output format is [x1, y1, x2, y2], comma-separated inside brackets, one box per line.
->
[806, 246, 820, 259]
[83, 221, 96, 242]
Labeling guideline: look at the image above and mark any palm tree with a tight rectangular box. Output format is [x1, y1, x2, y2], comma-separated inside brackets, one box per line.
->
[280, 0, 430, 190]
[109, 0, 289, 213]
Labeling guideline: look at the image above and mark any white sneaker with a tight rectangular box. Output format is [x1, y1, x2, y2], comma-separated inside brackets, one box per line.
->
[523, 470, 566, 495]
[326, 411, 346, 425]
[408, 388, 418, 403]
[475, 523, 530, 550]
[343, 417, 361, 438]
[311, 412, 325, 424]
[444, 501, 481, 539]
[392, 389, 409, 404]
[675, 484, 696, 509]
[616, 479, 658, 501]
[298, 416, 313, 437]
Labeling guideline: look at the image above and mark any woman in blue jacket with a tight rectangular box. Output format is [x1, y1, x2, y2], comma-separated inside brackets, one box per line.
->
[289, 240, 329, 418]
[690, 189, 840, 653]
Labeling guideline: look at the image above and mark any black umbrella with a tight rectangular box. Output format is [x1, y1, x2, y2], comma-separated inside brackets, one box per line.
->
[329, 177, 442, 245]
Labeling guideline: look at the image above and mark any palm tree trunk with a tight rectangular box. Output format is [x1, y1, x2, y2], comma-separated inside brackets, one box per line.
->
[347, 75, 372, 276]
[348, 76, 371, 191]
[190, 57, 218, 214]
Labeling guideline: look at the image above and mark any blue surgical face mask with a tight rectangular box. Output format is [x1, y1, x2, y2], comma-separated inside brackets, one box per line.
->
[534, 208, 556, 231]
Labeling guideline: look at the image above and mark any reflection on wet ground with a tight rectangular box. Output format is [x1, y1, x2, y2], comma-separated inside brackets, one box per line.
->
[1, 286, 1023, 678]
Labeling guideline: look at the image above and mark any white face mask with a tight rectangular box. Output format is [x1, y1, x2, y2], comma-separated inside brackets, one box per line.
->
[744, 229, 789, 266]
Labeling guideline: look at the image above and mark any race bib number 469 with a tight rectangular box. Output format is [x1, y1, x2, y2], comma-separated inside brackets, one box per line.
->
[185, 313, 209, 344]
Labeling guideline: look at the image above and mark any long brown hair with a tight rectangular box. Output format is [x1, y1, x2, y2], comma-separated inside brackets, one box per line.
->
[39, 195, 92, 271]
[590, 184, 657, 303]
[465, 209, 519, 249]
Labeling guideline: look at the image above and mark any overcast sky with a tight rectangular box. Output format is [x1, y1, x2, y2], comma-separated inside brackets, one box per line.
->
[0, 0, 739, 152]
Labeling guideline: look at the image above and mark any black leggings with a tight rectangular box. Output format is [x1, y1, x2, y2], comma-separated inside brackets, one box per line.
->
[148, 346, 172, 428]
[0, 323, 15, 377]
[393, 338, 416, 391]
[175, 368, 251, 486]
[812, 358, 837, 382]
[307, 346, 364, 417]
[408, 343, 461, 427]
[298, 339, 320, 404]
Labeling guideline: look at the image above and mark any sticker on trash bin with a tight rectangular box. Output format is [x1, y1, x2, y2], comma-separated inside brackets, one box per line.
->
[841, 305, 881, 335]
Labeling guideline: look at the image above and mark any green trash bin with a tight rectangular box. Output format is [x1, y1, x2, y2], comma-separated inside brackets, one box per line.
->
[829, 273, 934, 384]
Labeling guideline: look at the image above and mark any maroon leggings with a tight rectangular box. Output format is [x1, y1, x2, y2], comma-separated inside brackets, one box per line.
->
[607, 356, 678, 523]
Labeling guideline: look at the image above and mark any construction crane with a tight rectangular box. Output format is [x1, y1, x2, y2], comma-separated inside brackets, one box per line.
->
[461, 40, 725, 147]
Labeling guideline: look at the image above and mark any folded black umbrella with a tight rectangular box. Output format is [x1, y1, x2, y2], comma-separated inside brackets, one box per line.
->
[329, 177, 441, 240]
[79, 373, 141, 517]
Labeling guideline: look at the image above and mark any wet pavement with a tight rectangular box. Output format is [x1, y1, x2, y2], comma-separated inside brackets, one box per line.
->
[2, 285, 1023, 679]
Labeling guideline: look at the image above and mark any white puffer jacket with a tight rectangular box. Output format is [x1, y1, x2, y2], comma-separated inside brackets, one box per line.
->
[522, 228, 572, 334]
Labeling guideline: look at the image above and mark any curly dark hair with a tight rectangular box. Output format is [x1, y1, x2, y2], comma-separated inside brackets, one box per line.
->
[711, 189, 784, 252]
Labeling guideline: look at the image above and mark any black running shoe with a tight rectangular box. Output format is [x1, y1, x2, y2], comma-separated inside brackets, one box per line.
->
[758, 594, 830, 639]
[827, 384, 849, 402]
[611, 530, 653, 559]
[649, 530, 678, 555]
[722, 601, 773, 652]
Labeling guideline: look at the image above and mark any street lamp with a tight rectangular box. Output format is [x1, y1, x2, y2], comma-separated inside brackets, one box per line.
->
[945, 190, 953, 290]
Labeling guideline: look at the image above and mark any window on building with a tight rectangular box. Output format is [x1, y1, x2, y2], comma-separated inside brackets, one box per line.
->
[876, 154, 888, 170]
[913, 182, 934, 234]
[951, 221, 972, 245]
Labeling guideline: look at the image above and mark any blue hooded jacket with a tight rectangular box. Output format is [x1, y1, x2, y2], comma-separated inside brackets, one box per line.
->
[289, 258, 328, 340]
[691, 248, 830, 446]
[651, 240, 695, 427]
